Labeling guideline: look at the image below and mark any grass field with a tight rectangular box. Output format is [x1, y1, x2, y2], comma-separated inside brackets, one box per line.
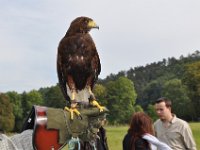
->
[106, 122, 200, 150]
[190, 122, 200, 148]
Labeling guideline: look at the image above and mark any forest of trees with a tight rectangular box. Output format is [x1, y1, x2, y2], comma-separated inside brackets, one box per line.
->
[1, 50, 200, 132]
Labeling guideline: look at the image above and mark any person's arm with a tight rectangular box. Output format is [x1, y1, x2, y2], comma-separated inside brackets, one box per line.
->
[181, 124, 197, 150]
[142, 134, 172, 150]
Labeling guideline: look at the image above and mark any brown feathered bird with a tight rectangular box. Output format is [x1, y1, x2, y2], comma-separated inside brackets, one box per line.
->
[57, 16, 104, 119]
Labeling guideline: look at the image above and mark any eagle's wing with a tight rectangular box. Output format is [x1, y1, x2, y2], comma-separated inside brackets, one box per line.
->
[81, 34, 101, 90]
[97, 53, 101, 77]
[57, 39, 70, 104]
[91, 51, 101, 89]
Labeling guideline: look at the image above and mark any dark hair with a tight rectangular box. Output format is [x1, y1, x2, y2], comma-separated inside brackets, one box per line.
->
[155, 97, 172, 108]
[128, 112, 153, 150]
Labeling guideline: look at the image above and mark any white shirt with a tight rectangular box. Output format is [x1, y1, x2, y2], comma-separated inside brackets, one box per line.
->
[142, 134, 172, 150]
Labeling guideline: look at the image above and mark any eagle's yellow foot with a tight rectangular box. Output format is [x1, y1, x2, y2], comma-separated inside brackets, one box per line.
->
[91, 100, 105, 112]
[64, 106, 81, 120]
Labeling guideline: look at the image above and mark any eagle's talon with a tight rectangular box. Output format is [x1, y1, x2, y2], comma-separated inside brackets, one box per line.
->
[91, 100, 105, 112]
[64, 106, 70, 111]
[64, 106, 81, 120]
[99, 106, 105, 112]
[77, 115, 83, 120]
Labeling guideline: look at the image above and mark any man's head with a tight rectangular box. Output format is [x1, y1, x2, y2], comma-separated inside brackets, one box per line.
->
[155, 97, 173, 121]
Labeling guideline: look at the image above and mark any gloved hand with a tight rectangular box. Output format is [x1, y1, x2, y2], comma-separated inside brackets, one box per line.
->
[46, 106, 109, 144]
[68, 107, 109, 142]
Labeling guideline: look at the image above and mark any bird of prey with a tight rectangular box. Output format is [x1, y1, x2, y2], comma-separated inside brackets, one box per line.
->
[57, 16, 104, 119]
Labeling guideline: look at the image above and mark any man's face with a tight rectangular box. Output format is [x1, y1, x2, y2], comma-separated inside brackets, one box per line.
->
[155, 101, 171, 121]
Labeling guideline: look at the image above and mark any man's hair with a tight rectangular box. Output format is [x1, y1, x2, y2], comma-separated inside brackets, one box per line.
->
[155, 97, 172, 108]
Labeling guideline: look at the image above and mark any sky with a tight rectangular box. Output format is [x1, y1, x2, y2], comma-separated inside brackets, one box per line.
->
[1, 0, 200, 93]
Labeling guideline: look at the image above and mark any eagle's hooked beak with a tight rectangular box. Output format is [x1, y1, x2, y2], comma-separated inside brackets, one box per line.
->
[88, 20, 99, 30]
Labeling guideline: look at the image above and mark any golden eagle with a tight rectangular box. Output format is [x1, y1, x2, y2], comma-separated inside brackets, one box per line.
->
[57, 16, 104, 119]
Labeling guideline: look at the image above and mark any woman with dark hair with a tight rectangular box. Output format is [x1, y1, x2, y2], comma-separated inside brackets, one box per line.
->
[123, 112, 172, 150]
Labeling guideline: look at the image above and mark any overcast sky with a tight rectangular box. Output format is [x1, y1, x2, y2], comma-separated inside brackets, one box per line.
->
[1, 0, 200, 93]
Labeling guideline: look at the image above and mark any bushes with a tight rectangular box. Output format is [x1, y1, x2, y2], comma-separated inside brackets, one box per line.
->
[0, 93, 15, 132]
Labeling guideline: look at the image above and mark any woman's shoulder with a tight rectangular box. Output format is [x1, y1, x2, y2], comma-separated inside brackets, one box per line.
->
[135, 137, 148, 144]
[123, 133, 132, 150]
[135, 137, 150, 150]
[123, 133, 131, 142]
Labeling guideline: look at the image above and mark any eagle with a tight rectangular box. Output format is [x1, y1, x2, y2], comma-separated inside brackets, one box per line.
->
[57, 16, 104, 119]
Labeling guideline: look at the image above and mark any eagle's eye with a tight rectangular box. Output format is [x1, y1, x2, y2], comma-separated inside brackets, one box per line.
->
[84, 19, 88, 24]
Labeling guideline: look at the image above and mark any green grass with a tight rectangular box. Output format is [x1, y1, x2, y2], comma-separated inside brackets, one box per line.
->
[106, 125, 128, 150]
[105, 122, 200, 150]
[190, 122, 200, 149]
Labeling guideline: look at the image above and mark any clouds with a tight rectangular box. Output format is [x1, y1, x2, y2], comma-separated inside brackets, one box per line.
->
[1, 0, 200, 92]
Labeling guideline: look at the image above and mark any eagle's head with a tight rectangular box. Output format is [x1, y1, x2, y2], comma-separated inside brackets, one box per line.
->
[68, 16, 99, 34]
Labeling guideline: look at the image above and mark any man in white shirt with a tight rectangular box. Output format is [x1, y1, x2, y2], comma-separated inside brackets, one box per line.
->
[154, 97, 196, 150]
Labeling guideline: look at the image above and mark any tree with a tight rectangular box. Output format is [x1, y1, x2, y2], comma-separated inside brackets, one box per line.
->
[0, 93, 15, 132]
[142, 80, 162, 108]
[41, 85, 66, 108]
[93, 84, 107, 106]
[146, 104, 158, 122]
[139, 73, 176, 109]
[134, 105, 143, 112]
[105, 77, 137, 124]
[162, 79, 193, 120]
[6, 91, 23, 132]
[21, 90, 43, 118]
[182, 61, 200, 120]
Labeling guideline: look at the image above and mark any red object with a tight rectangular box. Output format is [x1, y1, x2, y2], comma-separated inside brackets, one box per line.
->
[33, 106, 63, 150]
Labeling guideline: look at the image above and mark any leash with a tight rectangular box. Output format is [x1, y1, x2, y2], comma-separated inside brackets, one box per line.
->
[68, 137, 81, 150]
[68, 137, 97, 150]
